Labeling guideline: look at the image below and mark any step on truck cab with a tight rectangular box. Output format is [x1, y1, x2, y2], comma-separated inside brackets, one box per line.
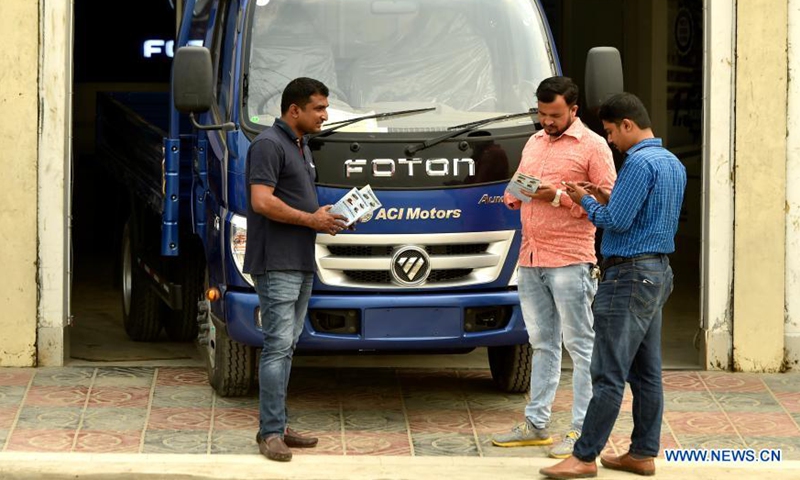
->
[99, 0, 622, 396]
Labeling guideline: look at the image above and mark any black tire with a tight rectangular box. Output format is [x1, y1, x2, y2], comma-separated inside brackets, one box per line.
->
[162, 243, 203, 342]
[488, 343, 532, 393]
[207, 321, 255, 397]
[121, 220, 163, 341]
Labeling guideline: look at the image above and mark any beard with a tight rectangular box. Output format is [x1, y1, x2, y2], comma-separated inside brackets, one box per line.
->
[545, 117, 574, 137]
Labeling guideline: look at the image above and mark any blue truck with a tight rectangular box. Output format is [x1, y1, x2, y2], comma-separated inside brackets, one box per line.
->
[97, 0, 621, 396]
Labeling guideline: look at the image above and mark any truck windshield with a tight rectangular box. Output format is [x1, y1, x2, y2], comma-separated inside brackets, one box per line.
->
[243, 0, 555, 132]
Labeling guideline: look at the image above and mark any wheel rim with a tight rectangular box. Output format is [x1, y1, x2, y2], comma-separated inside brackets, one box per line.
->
[122, 227, 132, 317]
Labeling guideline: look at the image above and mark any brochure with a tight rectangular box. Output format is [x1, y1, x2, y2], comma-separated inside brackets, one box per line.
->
[505, 171, 541, 202]
[329, 184, 382, 226]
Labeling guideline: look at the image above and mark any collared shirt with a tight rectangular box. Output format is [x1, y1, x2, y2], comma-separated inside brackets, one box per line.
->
[243, 118, 319, 274]
[580, 138, 686, 258]
[504, 118, 616, 268]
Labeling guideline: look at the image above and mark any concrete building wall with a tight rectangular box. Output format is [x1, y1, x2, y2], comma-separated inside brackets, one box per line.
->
[785, 0, 800, 369]
[733, 0, 788, 371]
[0, 1, 39, 365]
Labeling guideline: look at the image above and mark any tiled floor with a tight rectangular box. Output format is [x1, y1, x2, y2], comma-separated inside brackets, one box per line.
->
[2, 366, 800, 459]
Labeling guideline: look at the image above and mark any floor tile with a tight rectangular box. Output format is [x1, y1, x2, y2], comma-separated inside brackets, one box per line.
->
[674, 434, 746, 449]
[727, 412, 800, 436]
[0, 369, 34, 386]
[773, 392, 800, 413]
[761, 373, 800, 393]
[340, 390, 404, 410]
[212, 407, 259, 430]
[289, 410, 342, 433]
[5, 429, 75, 452]
[412, 432, 478, 456]
[214, 396, 259, 409]
[147, 407, 211, 431]
[407, 411, 473, 434]
[664, 390, 720, 411]
[402, 393, 466, 410]
[464, 391, 526, 412]
[664, 411, 736, 435]
[15, 406, 81, 430]
[31, 368, 95, 387]
[155, 368, 208, 387]
[142, 430, 208, 454]
[88, 387, 151, 408]
[209, 429, 255, 455]
[151, 386, 212, 408]
[0, 428, 8, 447]
[343, 409, 407, 433]
[81, 407, 147, 431]
[0, 386, 29, 407]
[745, 436, 800, 460]
[93, 367, 154, 388]
[469, 409, 521, 434]
[285, 389, 340, 410]
[713, 392, 782, 412]
[345, 432, 411, 455]
[662, 371, 705, 391]
[24, 386, 89, 407]
[73, 431, 141, 453]
[0, 407, 19, 429]
[700, 372, 767, 393]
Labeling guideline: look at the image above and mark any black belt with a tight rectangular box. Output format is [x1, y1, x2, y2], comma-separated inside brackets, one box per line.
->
[600, 254, 666, 271]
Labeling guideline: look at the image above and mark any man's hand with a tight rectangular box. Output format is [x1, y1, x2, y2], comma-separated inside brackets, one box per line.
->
[563, 181, 589, 204]
[521, 183, 557, 202]
[310, 206, 347, 235]
[576, 181, 611, 205]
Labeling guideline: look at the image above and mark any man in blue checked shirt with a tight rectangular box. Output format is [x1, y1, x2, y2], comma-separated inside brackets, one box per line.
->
[540, 93, 686, 479]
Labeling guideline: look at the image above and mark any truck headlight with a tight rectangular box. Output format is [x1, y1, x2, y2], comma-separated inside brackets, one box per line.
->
[230, 214, 254, 287]
[508, 260, 519, 287]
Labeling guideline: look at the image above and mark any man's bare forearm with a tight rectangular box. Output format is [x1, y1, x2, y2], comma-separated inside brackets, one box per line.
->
[254, 196, 314, 228]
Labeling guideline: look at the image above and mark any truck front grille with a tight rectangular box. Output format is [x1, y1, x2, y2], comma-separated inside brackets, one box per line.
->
[315, 231, 515, 289]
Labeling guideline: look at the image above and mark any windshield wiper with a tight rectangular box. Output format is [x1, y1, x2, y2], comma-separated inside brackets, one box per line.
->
[404, 108, 538, 156]
[310, 107, 436, 139]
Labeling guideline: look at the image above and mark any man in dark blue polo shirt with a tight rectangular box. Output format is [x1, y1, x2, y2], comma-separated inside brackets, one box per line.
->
[244, 77, 346, 462]
[541, 93, 686, 478]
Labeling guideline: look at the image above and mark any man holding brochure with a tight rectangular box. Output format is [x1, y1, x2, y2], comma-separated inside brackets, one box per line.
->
[492, 76, 616, 459]
[243, 77, 346, 462]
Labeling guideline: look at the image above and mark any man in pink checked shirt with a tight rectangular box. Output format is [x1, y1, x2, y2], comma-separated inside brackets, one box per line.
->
[491, 76, 616, 459]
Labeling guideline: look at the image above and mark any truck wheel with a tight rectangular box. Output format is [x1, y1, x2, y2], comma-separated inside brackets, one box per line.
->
[121, 221, 163, 341]
[162, 244, 203, 342]
[197, 272, 254, 397]
[488, 343, 532, 393]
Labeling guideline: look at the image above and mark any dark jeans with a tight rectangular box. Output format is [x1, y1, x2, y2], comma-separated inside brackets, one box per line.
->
[573, 256, 674, 461]
[253, 271, 313, 438]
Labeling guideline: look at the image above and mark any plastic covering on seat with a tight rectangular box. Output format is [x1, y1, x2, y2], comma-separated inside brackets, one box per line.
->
[346, 12, 497, 112]
[247, 3, 341, 117]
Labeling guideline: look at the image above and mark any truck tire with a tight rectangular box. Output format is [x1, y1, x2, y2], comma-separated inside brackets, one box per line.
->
[488, 343, 532, 393]
[209, 324, 254, 397]
[162, 243, 203, 342]
[121, 221, 163, 341]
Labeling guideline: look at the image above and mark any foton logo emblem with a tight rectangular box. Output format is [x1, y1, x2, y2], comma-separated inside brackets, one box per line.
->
[345, 158, 475, 178]
[390, 246, 431, 286]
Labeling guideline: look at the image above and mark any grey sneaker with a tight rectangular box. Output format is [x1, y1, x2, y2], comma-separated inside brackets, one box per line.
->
[491, 420, 553, 447]
[549, 429, 580, 458]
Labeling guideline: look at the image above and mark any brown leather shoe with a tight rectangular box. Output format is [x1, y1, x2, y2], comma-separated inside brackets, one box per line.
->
[539, 455, 597, 479]
[284, 427, 318, 448]
[257, 434, 292, 462]
[600, 452, 656, 476]
[256, 428, 319, 449]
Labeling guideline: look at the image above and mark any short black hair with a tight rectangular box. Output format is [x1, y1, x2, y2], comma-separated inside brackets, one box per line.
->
[598, 93, 652, 129]
[536, 76, 579, 106]
[281, 77, 329, 114]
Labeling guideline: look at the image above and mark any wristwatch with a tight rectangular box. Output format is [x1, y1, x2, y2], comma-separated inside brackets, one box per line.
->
[551, 188, 563, 207]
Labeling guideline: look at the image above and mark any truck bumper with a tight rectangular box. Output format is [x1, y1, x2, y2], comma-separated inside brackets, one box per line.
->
[224, 290, 527, 350]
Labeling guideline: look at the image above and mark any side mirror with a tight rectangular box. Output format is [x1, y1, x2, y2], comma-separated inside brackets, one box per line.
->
[584, 47, 624, 111]
[173, 46, 213, 114]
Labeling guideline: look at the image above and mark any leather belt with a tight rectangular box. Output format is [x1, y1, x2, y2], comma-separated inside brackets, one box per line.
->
[600, 254, 665, 271]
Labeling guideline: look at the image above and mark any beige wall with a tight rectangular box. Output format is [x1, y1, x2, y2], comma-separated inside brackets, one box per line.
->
[733, 0, 788, 371]
[0, 1, 39, 365]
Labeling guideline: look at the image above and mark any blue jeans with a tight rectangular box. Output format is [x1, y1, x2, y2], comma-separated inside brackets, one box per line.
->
[573, 256, 674, 461]
[518, 264, 597, 432]
[253, 270, 313, 437]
